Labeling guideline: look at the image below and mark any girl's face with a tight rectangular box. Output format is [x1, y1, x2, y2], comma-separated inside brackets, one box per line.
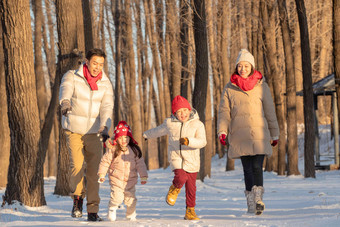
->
[175, 108, 190, 122]
[117, 135, 130, 148]
[237, 61, 252, 78]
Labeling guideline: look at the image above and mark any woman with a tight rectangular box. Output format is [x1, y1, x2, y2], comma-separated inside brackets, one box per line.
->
[217, 49, 279, 215]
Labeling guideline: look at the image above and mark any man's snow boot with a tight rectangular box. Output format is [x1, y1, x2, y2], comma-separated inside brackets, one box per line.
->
[71, 195, 83, 218]
[126, 211, 137, 221]
[252, 186, 265, 215]
[245, 190, 255, 213]
[107, 206, 117, 221]
[184, 207, 200, 220]
[166, 184, 181, 206]
[87, 213, 103, 221]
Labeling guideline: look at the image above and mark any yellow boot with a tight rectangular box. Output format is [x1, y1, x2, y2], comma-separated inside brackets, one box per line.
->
[184, 207, 200, 220]
[166, 185, 181, 206]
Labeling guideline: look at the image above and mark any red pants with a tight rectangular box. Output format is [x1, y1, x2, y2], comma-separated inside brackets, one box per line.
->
[172, 169, 197, 207]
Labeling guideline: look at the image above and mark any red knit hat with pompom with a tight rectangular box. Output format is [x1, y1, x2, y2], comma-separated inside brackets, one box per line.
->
[112, 121, 138, 145]
[171, 95, 192, 114]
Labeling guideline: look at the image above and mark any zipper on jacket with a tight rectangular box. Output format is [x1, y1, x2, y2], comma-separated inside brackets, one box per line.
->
[179, 122, 184, 169]
[87, 90, 93, 130]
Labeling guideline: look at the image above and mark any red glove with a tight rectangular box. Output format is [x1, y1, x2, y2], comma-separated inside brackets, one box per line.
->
[219, 134, 227, 146]
[271, 140, 278, 147]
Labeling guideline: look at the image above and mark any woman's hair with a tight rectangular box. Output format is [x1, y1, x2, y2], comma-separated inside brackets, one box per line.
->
[234, 64, 255, 76]
[113, 137, 142, 159]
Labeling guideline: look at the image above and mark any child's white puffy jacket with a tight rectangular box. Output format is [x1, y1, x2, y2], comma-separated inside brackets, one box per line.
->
[143, 109, 207, 173]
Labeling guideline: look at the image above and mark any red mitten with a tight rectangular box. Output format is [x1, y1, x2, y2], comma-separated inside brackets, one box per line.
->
[219, 134, 227, 146]
[271, 139, 278, 147]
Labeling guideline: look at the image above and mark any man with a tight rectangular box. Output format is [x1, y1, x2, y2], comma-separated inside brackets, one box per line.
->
[59, 48, 113, 221]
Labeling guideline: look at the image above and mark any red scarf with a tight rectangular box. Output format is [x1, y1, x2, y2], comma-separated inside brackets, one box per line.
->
[83, 64, 102, 90]
[230, 70, 263, 91]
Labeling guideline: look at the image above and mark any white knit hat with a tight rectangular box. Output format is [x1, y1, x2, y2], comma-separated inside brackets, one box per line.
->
[235, 49, 255, 68]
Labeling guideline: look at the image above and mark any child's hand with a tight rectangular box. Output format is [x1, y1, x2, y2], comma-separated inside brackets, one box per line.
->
[98, 177, 105, 184]
[179, 137, 189, 146]
[140, 177, 147, 185]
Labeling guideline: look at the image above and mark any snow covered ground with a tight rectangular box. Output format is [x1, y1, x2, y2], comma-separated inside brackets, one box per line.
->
[1, 125, 340, 226]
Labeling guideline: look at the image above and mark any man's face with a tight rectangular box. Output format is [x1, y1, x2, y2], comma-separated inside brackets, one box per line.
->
[86, 56, 105, 77]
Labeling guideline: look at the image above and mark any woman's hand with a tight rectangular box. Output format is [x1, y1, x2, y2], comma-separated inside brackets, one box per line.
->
[219, 134, 227, 146]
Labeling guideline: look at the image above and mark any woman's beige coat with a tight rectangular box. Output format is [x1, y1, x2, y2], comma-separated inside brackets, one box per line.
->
[97, 144, 148, 190]
[217, 78, 279, 159]
[59, 63, 114, 135]
[143, 109, 207, 173]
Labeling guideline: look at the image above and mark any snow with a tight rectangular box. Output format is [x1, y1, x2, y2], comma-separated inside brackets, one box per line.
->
[1, 125, 340, 226]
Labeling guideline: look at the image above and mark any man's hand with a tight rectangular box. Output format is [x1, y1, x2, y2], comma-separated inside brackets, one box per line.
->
[60, 100, 72, 116]
[219, 134, 227, 146]
[179, 137, 189, 146]
[98, 126, 109, 143]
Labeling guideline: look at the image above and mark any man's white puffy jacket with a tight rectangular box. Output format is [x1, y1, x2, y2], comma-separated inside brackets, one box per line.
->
[59, 63, 114, 135]
[143, 109, 207, 173]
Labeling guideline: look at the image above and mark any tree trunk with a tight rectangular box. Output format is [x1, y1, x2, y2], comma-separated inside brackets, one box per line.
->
[0, 23, 10, 188]
[295, 0, 315, 178]
[125, 0, 143, 147]
[42, 0, 58, 177]
[261, 0, 286, 175]
[201, 77, 212, 178]
[291, 1, 304, 124]
[112, 0, 122, 126]
[82, 0, 94, 53]
[192, 0, 209, 181]
[333, 0, 340, 156]
[180, 0, 190, 98]
[34, 0, 48, 129]
[167, 1, 181, 99]
[54, 0, 86, 195]
[1, 0, 45, 206]
[278, 0, 300, 175]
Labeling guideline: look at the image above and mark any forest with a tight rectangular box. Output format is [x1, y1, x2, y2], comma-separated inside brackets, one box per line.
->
[0, 0, 339, 208]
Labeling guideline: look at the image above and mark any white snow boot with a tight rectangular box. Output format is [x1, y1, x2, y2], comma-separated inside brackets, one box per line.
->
[252, 186, 265, 215]
[245, 190, 255, 213]
[107, 206, 117, 221]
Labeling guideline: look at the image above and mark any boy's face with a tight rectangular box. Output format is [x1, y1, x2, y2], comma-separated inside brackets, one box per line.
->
[175, 108, 190, 122]
[117, 135, 130, 148]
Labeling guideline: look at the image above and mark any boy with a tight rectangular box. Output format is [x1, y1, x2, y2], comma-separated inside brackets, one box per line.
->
[143, 95, 207, 220]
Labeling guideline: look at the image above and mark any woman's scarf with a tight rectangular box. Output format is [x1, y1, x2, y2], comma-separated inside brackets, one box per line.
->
[230, 70, 263, 91]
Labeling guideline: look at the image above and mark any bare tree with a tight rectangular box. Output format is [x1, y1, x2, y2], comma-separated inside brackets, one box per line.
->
[295, 0, 315, 178]
[0, 23, 10, 188]
[54, 0, 86, 195]
[192, 0, 209, 181]
[334, 0, 340, 127]
[1, 0, 45, 206]
[261, 0, 286, 174]
[82, 0, 94, 52]
[278, 0, 300, 175]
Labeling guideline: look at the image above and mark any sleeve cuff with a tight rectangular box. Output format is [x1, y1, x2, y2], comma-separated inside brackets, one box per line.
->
[140, 177, 148, 181]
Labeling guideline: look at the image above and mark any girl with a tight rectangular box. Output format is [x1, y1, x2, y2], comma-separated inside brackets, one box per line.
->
[143, 95, 207, 220]
[97, 121, 148, 221]
[217, 49, 279, 215]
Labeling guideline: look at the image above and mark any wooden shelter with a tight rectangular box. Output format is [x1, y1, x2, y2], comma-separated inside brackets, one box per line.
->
[297, 73, 339, 169]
